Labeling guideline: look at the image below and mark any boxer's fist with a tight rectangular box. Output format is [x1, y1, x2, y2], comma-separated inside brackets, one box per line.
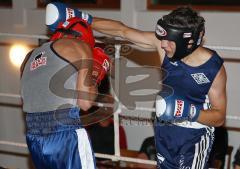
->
[155, 91, 201, 122]
[92, 47, 110, 85]
[46, 2, 92, 32]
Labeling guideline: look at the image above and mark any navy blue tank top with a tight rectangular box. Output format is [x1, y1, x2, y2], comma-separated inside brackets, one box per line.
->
[162, 49, 223, 111]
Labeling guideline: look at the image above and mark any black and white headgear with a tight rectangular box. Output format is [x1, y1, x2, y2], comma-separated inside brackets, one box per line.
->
[155, 18, 205, 61]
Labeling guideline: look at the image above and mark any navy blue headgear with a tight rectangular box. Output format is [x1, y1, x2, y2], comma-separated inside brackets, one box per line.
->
[155, 18, 204, 62]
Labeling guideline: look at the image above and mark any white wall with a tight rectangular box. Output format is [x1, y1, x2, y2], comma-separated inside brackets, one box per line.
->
[0, 0, 240, 168]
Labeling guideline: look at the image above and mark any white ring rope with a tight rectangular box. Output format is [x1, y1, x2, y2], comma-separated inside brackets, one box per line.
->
[0, 93, 21, 99]
[1, 92, 240, 121]
[0, 140, 156, 165]
[227, 115, 240, 121]
[203, 45, 240, 51]
[0, 92, 113, 108]
[114, 44, 121, 157]
[0, 33, 49, 40]
[0, 33, 104, 44]
[1, 32, 240, 51]
[95, 153, 156, 165]
[0, 141, 27, 148]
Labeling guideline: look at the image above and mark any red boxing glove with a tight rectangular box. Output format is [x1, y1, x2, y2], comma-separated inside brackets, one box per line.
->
[92, 47, 110, 85]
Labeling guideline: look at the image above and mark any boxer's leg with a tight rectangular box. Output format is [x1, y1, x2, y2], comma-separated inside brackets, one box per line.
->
[26, 133, 47, 169]
[42, 128, 96, 169]
[177, 127, 214, 169]
[154, 122, 214, 169]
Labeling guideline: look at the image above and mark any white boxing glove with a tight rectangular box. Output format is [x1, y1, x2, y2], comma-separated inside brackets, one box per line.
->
[46, 2, 92, 32]
[156, 91, 201, 122]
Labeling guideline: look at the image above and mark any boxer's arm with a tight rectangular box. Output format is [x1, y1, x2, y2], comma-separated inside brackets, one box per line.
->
[77, 66, 98, 111]
[20, 50, 33, 77]
[46, 2, 157, 49]
[53, 39, 98, 110]
[75, 45, 98, 111]
[92, 17, 165, 64]
[197, 66, 227, 127]
[92, 17, 159, 49]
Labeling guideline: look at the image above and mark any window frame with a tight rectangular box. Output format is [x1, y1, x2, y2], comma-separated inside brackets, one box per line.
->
[147, 0, 240, 11]
[0, 0, 12, 7]
[37, 0, 120, 9]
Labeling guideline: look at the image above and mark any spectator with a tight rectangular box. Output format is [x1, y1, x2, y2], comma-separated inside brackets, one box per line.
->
[87, 117, 127, 155]
[86, 76, 127, 156]
[122, 136, 156, 169]
[138, 136, 156, 161]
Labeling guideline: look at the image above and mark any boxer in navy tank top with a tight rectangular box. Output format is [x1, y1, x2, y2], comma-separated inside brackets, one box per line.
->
[82, 5, 227, 169]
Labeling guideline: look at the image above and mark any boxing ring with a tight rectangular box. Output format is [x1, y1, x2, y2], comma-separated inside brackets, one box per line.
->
[0, 32, 240, 168]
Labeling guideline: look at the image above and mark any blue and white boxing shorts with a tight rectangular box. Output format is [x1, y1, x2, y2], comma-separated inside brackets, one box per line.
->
[26, 107, 96, 169]
[154, 120, 214, 169]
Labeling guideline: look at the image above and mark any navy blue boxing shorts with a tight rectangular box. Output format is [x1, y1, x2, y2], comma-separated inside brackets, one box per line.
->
[26, 107, 96, 169]
[154, 120, 214, 169]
